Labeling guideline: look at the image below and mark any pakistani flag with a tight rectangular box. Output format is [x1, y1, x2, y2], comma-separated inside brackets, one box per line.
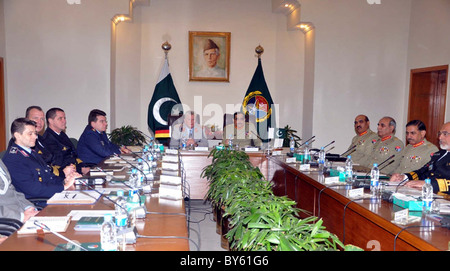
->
[147, 59, 182, 139]
[242, 58, 275, 142]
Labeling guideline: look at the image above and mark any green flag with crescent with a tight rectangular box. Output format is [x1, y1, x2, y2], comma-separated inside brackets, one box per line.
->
[147, 58, 182, 139]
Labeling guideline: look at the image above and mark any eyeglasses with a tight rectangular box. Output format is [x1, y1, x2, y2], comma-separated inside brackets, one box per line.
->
[438, 131, 450, 137]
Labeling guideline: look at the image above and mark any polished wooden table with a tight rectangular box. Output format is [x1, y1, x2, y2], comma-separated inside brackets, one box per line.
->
[0, 155, 189, 251]
[267, 155, 450, 251]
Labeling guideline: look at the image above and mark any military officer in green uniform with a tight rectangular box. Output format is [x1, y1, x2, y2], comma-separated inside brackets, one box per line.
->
[360, 116, 404, 174]
[392, 120, 438, 174]
[390, 122, 450, 194]
[346, 114, 379, 165]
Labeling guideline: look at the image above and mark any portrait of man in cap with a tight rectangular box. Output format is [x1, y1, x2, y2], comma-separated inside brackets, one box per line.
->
[189, 31, 230, 82]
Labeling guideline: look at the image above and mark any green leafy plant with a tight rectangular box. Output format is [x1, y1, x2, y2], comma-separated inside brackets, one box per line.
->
[109, 125, 147, 146]
[282, 125, 301, 148]
[201, 148, 362, 251]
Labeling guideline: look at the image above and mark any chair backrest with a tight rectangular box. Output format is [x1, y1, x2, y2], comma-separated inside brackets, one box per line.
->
[0, 150, 6, 160]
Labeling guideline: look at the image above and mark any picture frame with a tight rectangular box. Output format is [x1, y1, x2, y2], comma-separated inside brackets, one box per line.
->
[189, 31, 231, 82]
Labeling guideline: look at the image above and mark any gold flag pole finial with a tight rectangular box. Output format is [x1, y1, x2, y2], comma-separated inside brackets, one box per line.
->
[162, 41, 172, 59]
[255, 44, 264, 58]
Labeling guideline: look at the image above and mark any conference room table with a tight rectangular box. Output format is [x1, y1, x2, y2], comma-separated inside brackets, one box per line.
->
[266, 154, 450, 251]
[0, 153, 190, 251]
[172, 148, 450, 251]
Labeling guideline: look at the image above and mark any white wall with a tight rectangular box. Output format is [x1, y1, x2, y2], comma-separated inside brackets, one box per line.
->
[407, 0, 450, 122]
[3, 0, 129, 139]
[299, 0, 412, 152]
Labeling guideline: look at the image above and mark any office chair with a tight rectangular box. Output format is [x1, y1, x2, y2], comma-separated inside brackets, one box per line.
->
[0, 218, 23, 237]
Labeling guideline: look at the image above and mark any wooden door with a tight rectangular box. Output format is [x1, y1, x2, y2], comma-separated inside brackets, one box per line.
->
[408, 65, 448, 147]
[0, 57, 5, 151]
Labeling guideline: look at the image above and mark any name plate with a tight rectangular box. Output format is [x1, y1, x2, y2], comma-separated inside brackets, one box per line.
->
[348, 188, 364, 199]
[286, 157, 296, 163]
[165, 149, 178, 155]
[299, 164, 310, 171]
[324, 176, 340, 184]
[245, 147, 259, 152]
[195, 147, 209, 151]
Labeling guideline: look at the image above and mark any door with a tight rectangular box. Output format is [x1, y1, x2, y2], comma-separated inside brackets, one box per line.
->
[0, 57, 5, 151]
[408, 65, 448, 147]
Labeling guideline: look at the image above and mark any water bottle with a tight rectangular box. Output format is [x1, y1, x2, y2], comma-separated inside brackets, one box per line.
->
[370, 163, 380, 194]
[345, 155, 353, 182]
[181, 136, 187, 150]
[318, 147, 326, 173]
[289, 136, 295, 154]
[228, 134, 233, 150]
[303, 142, 310, 164]
[129, 168, 139, 188]
[422, 178, 433, 213]
[114, 190, 128, 230]
[100, 214, 117, 251]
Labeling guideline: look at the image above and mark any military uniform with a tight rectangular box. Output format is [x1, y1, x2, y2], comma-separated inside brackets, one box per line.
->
[347, 129, 378, 165]
[2, 143, 65, 199]
[405, 150, 450, 194]
[393, 139, 439, 174]
[42, 128, 83, 173]
[77, 125, 121, 165]
[364, 135, 404, 175]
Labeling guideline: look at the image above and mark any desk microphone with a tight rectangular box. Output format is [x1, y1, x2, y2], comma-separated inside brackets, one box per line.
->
[395, 176, 410, 193]
[299, 136, 315, 147]
[379, 159, 394, 172]
[311, 140, 335, 152]
[125, 147, 154, 174]
[33, 220, 88, 251]
[341, 145, 356, 157]
[114, 154, 151, 184]
[78, 180, 141, 244]
[377, 154, 395, 169]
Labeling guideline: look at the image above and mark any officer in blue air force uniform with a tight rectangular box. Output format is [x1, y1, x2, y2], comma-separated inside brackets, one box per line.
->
[77, 109, 130, 166]
[2, 118, 79, 200]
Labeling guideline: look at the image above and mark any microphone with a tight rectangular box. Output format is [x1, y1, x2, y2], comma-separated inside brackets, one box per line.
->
[341, 145, 356, 157]
[114, 154, 152, 185]
[299, 136, 315, 147]
[33, 220, 88, 251]
[379, 159, 395, 172]
[395, 176, 410, 193]
[377, 154, 395, 169]
[78, 180, 142, 244]
[311, 141, 335, 153]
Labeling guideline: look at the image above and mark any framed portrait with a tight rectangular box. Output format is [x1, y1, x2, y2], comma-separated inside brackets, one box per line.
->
[189, 31, 231, 82]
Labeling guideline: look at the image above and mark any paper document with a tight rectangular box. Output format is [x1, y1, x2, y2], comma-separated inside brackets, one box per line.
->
[18, 216, 70, 234]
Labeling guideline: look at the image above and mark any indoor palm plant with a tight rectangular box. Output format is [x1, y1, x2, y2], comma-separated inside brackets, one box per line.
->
[201, 148, 362, 251]
[109, 125, 147, 146]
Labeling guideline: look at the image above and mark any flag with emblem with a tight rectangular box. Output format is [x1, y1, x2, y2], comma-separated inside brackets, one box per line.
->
[147, 58, 182, 139]
[241, 58, 275, 142]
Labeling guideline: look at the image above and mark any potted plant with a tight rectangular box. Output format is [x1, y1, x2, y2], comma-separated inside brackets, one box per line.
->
[281, 125, 301, 148]
[109, 125, 147, 146]
[202, 148, 362, 251]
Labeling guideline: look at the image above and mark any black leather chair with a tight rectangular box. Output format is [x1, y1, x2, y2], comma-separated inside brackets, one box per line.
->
[0, 218, 23, 237]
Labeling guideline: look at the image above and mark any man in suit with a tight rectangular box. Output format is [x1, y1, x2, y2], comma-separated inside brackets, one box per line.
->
[390, 122, 450, 194]
[170, 111, 209, 149]
[2, 118, 79, 200]
[0, 160, 39, 244]
[77, 109, 129, 165]
[42, 107, 89, 175]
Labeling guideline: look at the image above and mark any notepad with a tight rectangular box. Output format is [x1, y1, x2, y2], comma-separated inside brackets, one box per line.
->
[18, 216, 71, 234]
[47, 190, 102, 205]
